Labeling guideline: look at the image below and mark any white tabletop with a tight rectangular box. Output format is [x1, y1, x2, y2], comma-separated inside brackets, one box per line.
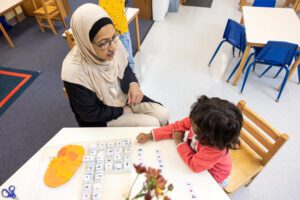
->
[243, 7, 300, 46]
[126, 7, 139, 23]
[0, 0, 24, 15]
[0, 128, 230, 200]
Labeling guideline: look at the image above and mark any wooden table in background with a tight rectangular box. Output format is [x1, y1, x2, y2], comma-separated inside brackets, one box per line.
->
[0, 0, 27, 48]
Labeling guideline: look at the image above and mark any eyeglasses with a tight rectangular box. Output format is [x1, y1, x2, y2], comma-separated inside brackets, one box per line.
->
[93, 30, 121, 50]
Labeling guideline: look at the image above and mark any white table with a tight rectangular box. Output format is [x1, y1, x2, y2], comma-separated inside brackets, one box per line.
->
[63, 8, 141, 50]
[0, 128, 230, 200]
[0, 0, 24, 16]
[0, 0, 25, 48]
[232, 7, 300, 86]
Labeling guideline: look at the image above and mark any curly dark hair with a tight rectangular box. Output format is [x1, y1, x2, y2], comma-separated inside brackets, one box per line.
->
[189, 95, 243, 150]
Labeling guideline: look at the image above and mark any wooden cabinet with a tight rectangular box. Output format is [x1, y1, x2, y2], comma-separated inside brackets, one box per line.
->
[21, 0, 71, 17]
[133, 0, 152, 20]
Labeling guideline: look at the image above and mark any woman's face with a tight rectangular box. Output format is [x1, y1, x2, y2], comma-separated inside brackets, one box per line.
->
[92, 24, 119, 61]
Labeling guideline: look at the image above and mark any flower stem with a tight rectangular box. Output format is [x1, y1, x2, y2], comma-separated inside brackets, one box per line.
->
[131, 191, 147, 199]
[127, 174, 140, 199]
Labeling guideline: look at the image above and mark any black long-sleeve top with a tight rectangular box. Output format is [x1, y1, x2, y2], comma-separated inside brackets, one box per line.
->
[64, 64, 155, 127]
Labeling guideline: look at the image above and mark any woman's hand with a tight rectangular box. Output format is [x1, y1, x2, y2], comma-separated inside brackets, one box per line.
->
[136, 133, 152, 144]
[128, 82, 143, 105]
[172, 131, 184, 145]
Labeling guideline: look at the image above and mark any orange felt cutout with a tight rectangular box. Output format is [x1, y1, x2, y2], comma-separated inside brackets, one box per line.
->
[44, 145, 84, 187]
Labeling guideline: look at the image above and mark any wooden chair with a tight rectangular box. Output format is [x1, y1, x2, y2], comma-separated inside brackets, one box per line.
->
[31, 0, 67, 35]
[225, 100, 289, 193]
[239, 0, 252, 9]
[0, 23, 15, 48]
[180, 0, 186, 5]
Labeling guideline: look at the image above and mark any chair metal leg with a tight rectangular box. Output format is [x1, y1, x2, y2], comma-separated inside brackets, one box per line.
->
[297, 64, 300, 84]
[227, 53, 254, 82]
[240, 62, 256, 93]
[227, 59, 241, 82]
[208, 40, 226, 66]
[276, 66, 289, 102]
[242, 53, 254, 73]
[273, 67, 283, 78]
[232, 46, 235, 58]
[259, 65, 273, 78]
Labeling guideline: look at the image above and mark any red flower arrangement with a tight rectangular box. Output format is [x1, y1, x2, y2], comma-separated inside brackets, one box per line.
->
[126, 164, 173, 200]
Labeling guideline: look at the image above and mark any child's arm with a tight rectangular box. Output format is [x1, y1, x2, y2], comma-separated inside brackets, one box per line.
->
[136, 117, 191, 144]
[176, 144, 219, 173]
[152, 117, 191, 141]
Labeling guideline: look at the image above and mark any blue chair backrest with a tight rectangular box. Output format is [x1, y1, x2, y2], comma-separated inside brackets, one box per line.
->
[256, 41, 298, 66]
[253, 0, 276, 7]
[223, 19, 246, 52]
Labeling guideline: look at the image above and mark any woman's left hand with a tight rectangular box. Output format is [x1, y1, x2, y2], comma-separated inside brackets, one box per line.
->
[128, 82, 143, 105]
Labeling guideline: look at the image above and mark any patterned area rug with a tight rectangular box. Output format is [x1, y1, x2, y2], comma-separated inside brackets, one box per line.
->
[0, 66, 40, 116]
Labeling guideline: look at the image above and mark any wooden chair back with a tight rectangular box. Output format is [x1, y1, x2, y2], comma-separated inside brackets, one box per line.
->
[31, 0, 66, 35]
[225, 100, 289, 193]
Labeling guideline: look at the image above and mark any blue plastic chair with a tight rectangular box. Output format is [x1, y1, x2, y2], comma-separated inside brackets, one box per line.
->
[260, 49, 300, 83]
[208, 19, 246, 68]
[252, 0, 276, 7]
[240, 41, 298, 101]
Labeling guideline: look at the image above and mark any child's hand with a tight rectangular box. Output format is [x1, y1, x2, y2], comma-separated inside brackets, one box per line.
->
[172, 131, 184, 145]
[136, 133, 152, 144]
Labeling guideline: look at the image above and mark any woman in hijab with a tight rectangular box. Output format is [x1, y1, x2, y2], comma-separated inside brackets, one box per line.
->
[61, 4, 169, 127]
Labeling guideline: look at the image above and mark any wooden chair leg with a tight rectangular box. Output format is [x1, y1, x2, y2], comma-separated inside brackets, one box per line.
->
[47, 17, 57, 35]
[58, 13, 66, 28]
[35, 16, 45, 32]
[0, 23, 15, 48]
[245, 174, 258, 187]
[283, 0, 290, 7]
[240, 16, 244, 24]
[13, 8, 21, 23]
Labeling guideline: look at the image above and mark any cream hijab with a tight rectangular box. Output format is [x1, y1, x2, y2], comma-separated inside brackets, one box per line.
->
[61, 3, 128, 107]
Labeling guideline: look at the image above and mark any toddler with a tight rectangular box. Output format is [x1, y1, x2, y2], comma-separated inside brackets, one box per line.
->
[136, 95, 243, 188]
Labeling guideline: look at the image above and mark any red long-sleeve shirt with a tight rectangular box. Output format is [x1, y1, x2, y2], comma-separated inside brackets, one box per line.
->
[152, 117, 231, 183]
